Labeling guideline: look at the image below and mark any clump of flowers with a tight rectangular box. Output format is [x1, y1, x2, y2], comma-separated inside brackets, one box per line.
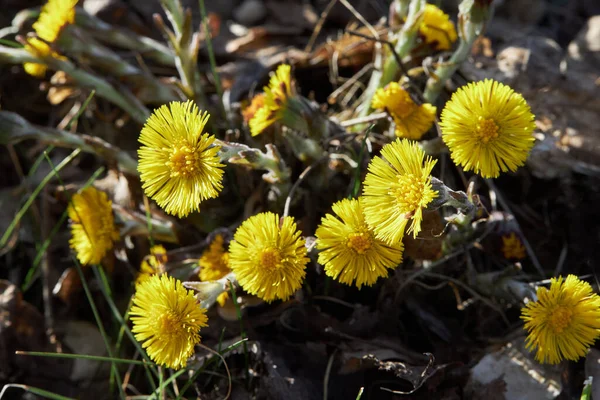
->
[372, 82, 436, 140]
[315, 198, 404, 288]
[502, 232, 526, 260]
[24, 0, 78, 77]
[137, 100, 225, 218]
[136, 245, 167, 286]
[229, 212, 308, 302]
[130, 274, 208, 370]
[440, 79, 536, 178]
[521, 275, 600, 364]
[199, 234, 231, 306]
[68, 186, 119, 266]
[362, 139, 438, 244]
[419, 4, 457, 51]
[249, 64, 294, 136]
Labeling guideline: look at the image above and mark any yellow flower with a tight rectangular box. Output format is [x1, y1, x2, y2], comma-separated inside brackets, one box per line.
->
[34, 0, 77, 43]
[249, 64, 293, 136]
[362, 139, 438, 244]
[23, 38, 52, 77]
[419, 4, 457, 51]
[372, 82, 436, 140]
[136, 245, 168, 286]
[229, 212, 308, 302]
[521, 275, 600, 364]
[315, 198, 404, 288]
[199, 234, 231, 282]
[440, 79, 536, 178]
[130, 274, 208, 370]
[68, 187, 119, 265]
[242, 93, 265, 125]
[501, 232, 526, 260]
[24, 0, 77, 77]
[138, 101, 225, 218]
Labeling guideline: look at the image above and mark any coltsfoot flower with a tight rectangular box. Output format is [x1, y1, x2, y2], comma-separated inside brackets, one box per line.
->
[362, 139, 438, 244]
[372, 83, 436, 140]
[249, 64, 293, 136]
[521, 275, 600, 364]
[24, 0, 78, 77]
[68, 187, 119, 265]
[315, 198, 404, 288]
[440, 79, 536, 178]
[138, 101, 224, 218]
[199, 235, 232, 307]
[420, 4, 457, 51]
[229, 212, 308, 302]
[130, 274, 208, 370]
[501, 232, 526, 260]
[136, 245, 167, 286]
[199, 234, 231, 282]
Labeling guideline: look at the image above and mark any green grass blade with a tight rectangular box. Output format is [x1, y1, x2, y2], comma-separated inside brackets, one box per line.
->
[175, 338, 248, 399]
[351, 124, 373, 199]
[1, 148, 80, 249]
[92, 266, 159, 390]
[0, 384, 76, 400]
[22, 166, 105, 292]
[15, 351, 154, 366]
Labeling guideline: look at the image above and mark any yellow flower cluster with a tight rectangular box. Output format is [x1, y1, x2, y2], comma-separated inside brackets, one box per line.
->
[68, 187, 119, 266]
[440, 79, 536, 178]
[137, 101, 225, 218]
[24, 0, 78, 77]
[420, 4, 457, 51]
[199, 234, 232, 306]
[363, 139, 438, 244]
[372, 83, 436, 140]
[229, 212, 308, 302]
[136, 245, 168, 286]
[521, 275, 600, 364]
[249, 64, 293, 136]
[131, 274, 208, 370]
[315, 198, 403, 288]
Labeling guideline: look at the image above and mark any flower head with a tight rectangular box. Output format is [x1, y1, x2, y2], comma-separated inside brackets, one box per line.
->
[199, 234, 231, 282]
[362, 139, 438, 244]
[137, 245, 168, 286]
[521, 275, 600, 364]
[501, 232, 526, 260]
[68, 187, 119, 265]
[420, 4, 457, 51]
[229, 212, 308, 302]
[138, 101, 225, 218]
[440, 79, 536, 178]
[249, 64, 293, 136]
[242, 93, 266, 124]
[24, 0, 77, 77]
[131, 274, 208, 369]
[315, 198, 403, 288]
[372, 82, 436, 140]
[23, 38, 53, 77]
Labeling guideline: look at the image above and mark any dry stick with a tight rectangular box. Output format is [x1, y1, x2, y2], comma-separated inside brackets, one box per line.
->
[328, 62, 372, 104]
[196, 343, 232, 400]
[340, 112, 387, 127]
[282, 155, 329, 218]
[485, 179, 545, 278]
[305, 0, 338, 53]
[345, 29, 424, 100]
